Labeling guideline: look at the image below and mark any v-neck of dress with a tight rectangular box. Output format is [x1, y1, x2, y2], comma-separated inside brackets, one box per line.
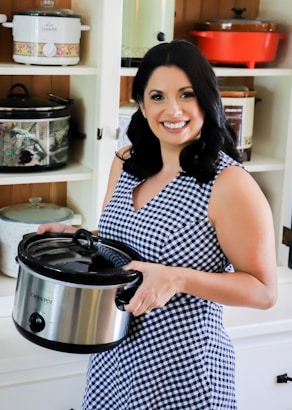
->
[131, 173, 182, 212]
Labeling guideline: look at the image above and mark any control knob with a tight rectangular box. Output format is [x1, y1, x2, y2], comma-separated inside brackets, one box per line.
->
[29, 312, 46, 333]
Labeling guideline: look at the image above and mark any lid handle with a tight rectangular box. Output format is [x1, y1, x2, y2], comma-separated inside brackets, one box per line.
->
[73, 228, 96, 252]
[7, 83, 30, 100]
[29, 197, 43, 209]
[231, 7, 247, 19]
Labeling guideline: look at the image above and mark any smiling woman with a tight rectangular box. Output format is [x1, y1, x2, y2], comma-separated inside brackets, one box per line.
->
[38, 39, 277, 410]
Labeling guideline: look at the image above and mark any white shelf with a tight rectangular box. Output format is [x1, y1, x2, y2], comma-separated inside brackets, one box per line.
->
[244, 152, 284, 173]
[120, 66, 292, 78]
[0, 161, 93, 185]
[0, 63, 97, 76]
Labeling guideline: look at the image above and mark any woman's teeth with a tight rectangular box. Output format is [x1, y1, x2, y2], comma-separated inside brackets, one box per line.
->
[163, 121, 186, 129]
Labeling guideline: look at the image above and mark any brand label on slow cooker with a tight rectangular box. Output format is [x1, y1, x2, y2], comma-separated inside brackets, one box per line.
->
[223, 105, 252, 150]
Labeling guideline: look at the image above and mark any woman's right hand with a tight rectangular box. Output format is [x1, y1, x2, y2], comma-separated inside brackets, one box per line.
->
[37, 223, 78, 235]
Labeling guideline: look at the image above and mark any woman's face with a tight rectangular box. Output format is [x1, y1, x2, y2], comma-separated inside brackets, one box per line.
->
[140, 65, 204, 149]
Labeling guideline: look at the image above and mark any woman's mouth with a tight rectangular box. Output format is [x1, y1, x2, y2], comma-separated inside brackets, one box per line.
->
[163, 121, 188, 130]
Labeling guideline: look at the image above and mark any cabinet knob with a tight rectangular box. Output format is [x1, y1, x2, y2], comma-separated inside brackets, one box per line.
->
[276, 373, 292, 383]
[97, 128, 103, 140]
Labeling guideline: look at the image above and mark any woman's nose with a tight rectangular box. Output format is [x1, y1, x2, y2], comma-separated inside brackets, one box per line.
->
[165, 99, 182, 116]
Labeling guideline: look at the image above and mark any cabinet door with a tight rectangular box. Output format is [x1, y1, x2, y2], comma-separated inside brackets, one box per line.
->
[0, 375, 86, 410]
[235, 338, 292, 410]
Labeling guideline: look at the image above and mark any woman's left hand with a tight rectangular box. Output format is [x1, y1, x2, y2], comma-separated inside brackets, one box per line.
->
[123, 261, 181, 316]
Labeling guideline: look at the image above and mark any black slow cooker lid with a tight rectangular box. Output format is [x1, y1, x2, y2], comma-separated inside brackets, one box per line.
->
[0, 83, 71, 119]
[18, 229, 142, 286]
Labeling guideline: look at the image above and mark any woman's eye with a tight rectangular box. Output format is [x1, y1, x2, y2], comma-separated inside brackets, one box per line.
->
[150, 93, 163, 101]
[181, 92, 196, 99]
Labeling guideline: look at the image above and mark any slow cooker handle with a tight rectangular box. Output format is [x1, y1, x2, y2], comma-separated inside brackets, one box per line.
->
[115, 272, 143, 311]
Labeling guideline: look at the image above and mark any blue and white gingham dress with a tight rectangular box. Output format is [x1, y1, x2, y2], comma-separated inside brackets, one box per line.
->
[82, 151, 240, 410]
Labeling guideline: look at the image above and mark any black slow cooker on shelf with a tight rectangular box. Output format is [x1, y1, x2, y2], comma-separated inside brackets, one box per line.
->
[0, 83, 73, 171]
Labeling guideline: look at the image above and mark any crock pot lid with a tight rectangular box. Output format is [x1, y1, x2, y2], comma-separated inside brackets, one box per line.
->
[219, 85, 256, 97]
[18, 232, 141, 285]
[0, 84, 68, 112]
[14, 0, 80, 18]
[0, 197, 73, 223]
[194, 8, 283, 32]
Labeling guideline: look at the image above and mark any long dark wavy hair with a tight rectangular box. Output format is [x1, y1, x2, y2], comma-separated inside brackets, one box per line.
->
[122, 39, 241, 183]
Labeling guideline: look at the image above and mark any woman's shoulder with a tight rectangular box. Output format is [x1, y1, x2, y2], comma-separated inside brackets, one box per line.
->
[216, 150, 243, 170]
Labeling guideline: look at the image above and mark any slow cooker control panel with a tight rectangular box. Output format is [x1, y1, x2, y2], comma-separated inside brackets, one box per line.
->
[29, 312, 46, 333]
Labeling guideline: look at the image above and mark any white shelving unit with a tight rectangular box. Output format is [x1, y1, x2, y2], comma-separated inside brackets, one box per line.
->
[0, 1, 292, 409]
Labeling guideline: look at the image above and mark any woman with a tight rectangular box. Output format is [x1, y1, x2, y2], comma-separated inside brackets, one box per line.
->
[38, 40, 277, 409]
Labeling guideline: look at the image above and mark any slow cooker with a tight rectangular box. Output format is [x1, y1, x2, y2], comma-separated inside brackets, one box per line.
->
[2, 0, 90, 66]
[13, 229, 142, 353]
[121, 0, 175, 67]
[220, 86, 257, 161]
[0, 83, 72, 171]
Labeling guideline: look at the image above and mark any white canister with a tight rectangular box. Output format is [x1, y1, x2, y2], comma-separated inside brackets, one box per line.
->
[122, 0, 175, 66]
[2, 0, 90, 66]
[220, 90, 256, 161]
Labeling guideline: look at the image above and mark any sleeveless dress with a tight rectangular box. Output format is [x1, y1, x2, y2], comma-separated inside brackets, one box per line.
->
[82, 151, 241, 410]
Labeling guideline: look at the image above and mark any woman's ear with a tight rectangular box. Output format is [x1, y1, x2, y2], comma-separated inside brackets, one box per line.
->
[139, 103, 146, 118]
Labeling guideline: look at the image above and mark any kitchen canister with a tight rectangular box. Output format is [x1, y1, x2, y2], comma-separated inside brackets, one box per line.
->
[121, 0, 175, 67]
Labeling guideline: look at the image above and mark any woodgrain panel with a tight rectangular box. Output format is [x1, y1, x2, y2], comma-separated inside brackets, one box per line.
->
[0, 182, 67, 208]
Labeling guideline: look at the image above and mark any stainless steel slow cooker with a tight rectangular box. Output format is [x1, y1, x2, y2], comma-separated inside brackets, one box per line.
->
[0, 197, 81, 278]
[13, 229, 142, 353]
[0, 83, 72, 171]
[2, 0, 90, 66]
